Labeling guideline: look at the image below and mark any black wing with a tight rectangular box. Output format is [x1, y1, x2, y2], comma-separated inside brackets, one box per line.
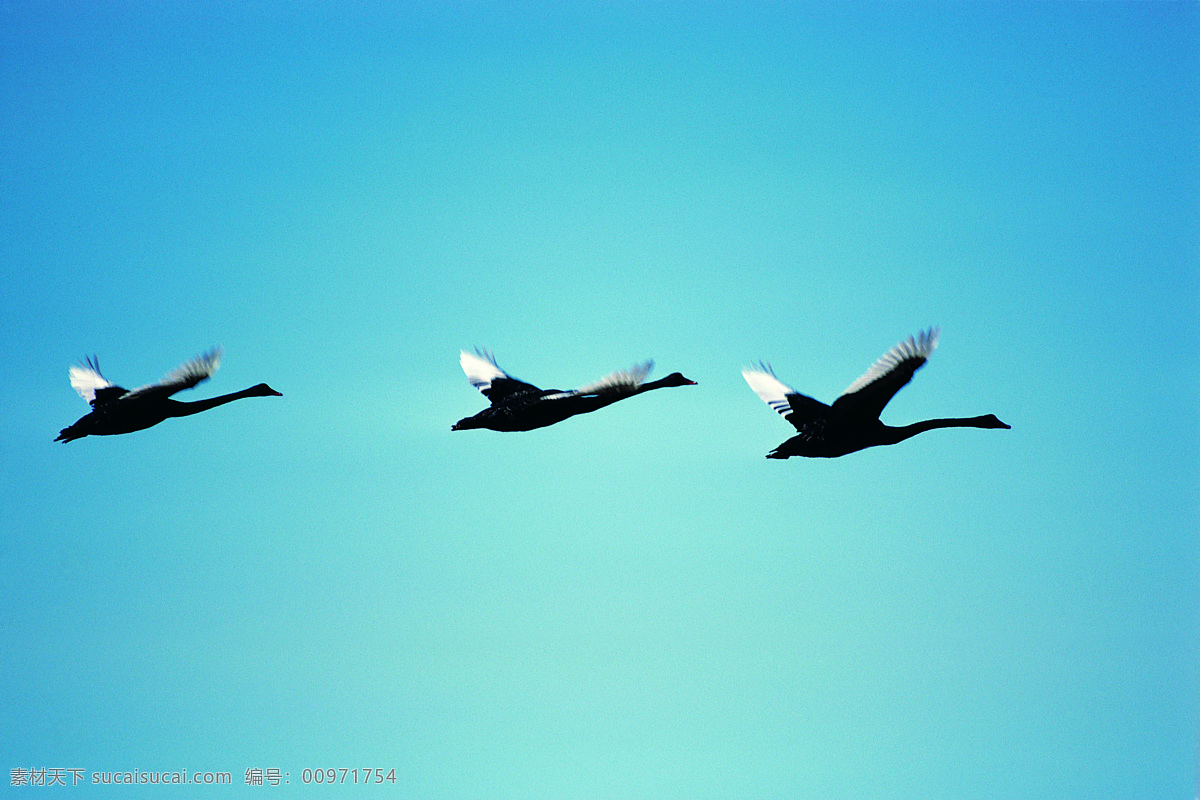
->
[832, 328, 940, 421]
[120, 349, 223, 402]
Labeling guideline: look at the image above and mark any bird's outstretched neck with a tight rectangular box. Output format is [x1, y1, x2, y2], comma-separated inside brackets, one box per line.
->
[167, 384, 282, 417]
[886, 414, 1010, 444]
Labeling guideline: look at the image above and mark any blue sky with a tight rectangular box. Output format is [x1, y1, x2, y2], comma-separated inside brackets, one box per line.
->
[2, 2, 1197, 797]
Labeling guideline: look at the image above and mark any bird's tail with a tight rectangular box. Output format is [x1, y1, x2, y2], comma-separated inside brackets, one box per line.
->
[55, 425, 82, 443]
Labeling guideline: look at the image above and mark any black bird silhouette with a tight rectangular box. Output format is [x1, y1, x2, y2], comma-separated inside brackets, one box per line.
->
[742, 328, 1009, 458]
[56, 348, 281, 442]
[452, 349, 696, 432]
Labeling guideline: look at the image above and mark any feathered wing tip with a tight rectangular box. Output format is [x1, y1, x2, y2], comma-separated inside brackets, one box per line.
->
[163, 347, 223, 387]
[460, 348, 510, 393]
[573, 360, 654, 395]
[742, 362, 798, 418]
[121, 347, 223, 399]
[68, 356, 113, 404]
[468, 346, 499, 367]
[842, 327, 941, 396]
[744, 360, 779, 379]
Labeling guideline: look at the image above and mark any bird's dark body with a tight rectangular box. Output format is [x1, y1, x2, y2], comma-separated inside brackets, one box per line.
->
[768, 414, 867, 459]
[757, 394, 891, 458]
[56, 398, 178, 442]
[453, 389, 586, 432]
[453, 350, 696, 433]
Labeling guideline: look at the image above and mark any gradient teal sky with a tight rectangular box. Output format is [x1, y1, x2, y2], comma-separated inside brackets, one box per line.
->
[2, 2, 1197, 797]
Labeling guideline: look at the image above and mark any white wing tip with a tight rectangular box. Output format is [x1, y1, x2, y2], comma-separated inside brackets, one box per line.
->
[742, 363, 798, 417]
[67, 357, 111, 403]
[461, 347, 497, 366]
[742, 361, 776, 378]
[459, 347, 509, 392]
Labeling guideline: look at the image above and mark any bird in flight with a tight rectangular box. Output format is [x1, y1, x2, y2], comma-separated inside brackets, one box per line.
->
[56, 348, 281, 442]
[453, 349, 696, 432]
[742, 328, 1009, 458]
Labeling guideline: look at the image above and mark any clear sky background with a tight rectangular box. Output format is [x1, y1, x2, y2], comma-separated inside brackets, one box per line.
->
[2, 2, 1197, 797]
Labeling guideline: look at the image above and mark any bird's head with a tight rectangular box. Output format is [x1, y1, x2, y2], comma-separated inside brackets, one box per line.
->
[661, 372, 697, 387]
[249, 383, 283, 397]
